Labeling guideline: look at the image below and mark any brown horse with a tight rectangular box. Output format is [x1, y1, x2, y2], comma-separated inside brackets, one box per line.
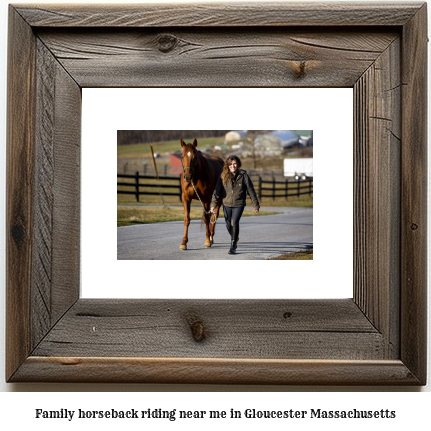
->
[179, 138, 223, 250]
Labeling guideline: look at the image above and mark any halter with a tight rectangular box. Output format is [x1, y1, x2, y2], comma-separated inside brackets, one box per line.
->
[181, 151, 198, 178]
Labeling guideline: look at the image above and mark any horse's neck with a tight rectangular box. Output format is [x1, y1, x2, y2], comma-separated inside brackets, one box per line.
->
[195, 153, 209, 181]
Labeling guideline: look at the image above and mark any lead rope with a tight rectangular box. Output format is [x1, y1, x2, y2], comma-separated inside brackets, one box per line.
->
[190, 179, 218, 225]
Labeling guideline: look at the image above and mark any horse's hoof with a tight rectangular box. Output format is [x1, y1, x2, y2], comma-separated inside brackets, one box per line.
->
[179, 245, 187, 250]
[204, 241, 211, 247]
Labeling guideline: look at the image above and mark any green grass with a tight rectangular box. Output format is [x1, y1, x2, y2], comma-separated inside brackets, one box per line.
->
[268, 248, 313, 260]
[118, 206, 279, 227]
[117, 194, 312, 208]
[253, 194, 312, 208]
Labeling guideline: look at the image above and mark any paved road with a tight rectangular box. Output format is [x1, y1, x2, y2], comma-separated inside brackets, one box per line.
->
[117, 207, 313, 260]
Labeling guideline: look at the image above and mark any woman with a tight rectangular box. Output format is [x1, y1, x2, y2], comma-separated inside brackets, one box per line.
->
[210, 155, 260, 254]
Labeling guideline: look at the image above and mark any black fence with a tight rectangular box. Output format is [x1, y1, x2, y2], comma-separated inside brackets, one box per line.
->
[117, 173, 182, 202]
[253, 176, 313, 201]
[117, 172, 313, 202]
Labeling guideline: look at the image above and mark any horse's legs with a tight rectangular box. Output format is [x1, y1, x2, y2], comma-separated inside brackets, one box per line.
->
[209, 204, 221, 245]
[203, 202, 212, 247]
[179, 197, 191, 250]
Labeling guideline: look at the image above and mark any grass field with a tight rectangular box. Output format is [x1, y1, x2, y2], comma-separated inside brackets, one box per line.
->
[268, 248, 313, 260]
[117, 206, 279, 227]
[117, 193, 312, 208]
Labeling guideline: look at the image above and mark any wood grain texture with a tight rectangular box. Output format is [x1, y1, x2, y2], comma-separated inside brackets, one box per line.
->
[12, 358, 420, 385]
[31, 35, 81, 353]
[400, 3, 428, 385]
[6, 7, 36, 381]
[6, 2, 427, 385]
[14, 2, 423, 27]
[37, 29, 398, 88]
[49, 51, 81, 325]
[32, 40, 56, 347]
[32, 299, 383, 359]
[353, 38, 401, 358]
[7, 6, 81, 381]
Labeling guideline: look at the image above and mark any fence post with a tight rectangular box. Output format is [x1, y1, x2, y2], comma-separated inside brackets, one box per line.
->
[285, 179, 288, 200]
[297, 178, 300, 197]
[272, 177, 276, 201]
[135, 171, 140, 202]
[124, 162, 128, 174]
[309, 179, 312, 195]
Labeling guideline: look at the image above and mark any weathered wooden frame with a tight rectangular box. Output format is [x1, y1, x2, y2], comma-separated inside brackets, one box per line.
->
[6, 2, 427, 385]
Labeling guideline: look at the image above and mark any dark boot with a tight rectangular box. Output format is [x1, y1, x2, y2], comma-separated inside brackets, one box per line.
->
[228, 226, 236, 255]
[232, 225, 239, 252]
[225, 221, 239, 243]
[228, 236, 235, 254]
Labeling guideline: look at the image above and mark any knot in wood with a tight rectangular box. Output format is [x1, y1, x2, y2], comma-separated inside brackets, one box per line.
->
[11, 222, 25, 245]
[411, 223, 419, 231]
[293, 61, 307, 79]
[157, 34, 178, 53]
[186, 315, 206, 342]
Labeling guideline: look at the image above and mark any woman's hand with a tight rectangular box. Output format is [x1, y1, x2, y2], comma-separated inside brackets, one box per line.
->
[210, 207, 215, 213]
[255, 208, 259, 214]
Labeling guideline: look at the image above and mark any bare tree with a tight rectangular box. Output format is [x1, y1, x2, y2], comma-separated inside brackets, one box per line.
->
[245, 130, 273, 168]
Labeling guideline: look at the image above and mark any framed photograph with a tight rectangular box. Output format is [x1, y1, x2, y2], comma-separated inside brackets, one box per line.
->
[6, 2, 427, 384]
[85, 87, 350, 299]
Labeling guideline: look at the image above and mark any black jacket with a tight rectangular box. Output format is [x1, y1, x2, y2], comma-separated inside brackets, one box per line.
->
[211, 169, 260, 210]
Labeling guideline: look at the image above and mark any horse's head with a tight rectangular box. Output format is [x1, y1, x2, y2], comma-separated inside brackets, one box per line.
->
[181, 138, 198, 182]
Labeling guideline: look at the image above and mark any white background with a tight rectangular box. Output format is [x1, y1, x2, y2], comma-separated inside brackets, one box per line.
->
[81, 87, 353, 299]
[0, 0, 429, 420]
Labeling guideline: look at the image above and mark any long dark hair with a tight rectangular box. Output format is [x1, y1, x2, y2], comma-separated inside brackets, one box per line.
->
[222, 155, 242, 185]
